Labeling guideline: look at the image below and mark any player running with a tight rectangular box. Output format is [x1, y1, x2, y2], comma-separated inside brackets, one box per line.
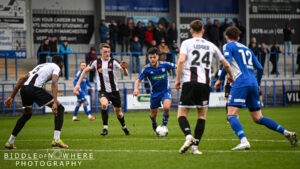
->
[72, 61, 96, 121]
[214, 26, 297, 150]
[73, 43, 130, 136]
[175, 20, 233, 155]
[4, 55, 68, 149]
[133, 47, 176, 136]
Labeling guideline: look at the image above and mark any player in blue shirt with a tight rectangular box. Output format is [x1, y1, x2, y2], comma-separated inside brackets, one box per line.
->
[73, 62, 95, 121]
[133, 47, 176, 135]
[215, 26, 297, 150]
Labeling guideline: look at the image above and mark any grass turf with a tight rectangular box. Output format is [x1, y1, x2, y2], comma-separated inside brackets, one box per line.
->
[0, 106, 300, 169]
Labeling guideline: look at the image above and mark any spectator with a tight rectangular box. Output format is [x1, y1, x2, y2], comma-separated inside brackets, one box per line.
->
[145, 21, 155, 48]
[49, 36, 57, 56]
[37, 38, 51, 64]
[86, 47, 97, 82]
[168, 40, 179, 63]
[249, 41, 259, 58]
[167, 22, 178, 45]
[109, 20, 118, 52]
[128, 18, 135, 42]
[155, 23, 167, 45]
[119, 19, 130, 52]
[204, 18, 212, 41]
[283, 24, 292, 55]
[106, 39, 115, 53]
[134, 21, 145, 50]
[238, 21, 246, 44]
[296, 46, 300, 74]
[258, 43, 269, 69]
[210, 19, 220, 47]
[219, 18, 230, 46]
[270, 42, 282, 74]
[158, 39, 170, 61]
[60, 40, 72, 79]
[130, 36, 142, 73]
[147, 40, 157, 54]
[99, 19, 109, 43]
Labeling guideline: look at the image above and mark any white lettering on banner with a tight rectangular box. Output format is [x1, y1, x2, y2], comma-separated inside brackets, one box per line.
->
[209, 93, 226, 107]
[45, 96, 91, 113]
[0, 29, 12, 50]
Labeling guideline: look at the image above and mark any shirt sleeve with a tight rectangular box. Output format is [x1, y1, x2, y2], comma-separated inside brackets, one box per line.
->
[139, 67, 148, 80]
[114, 60, 121, 70]
[52, 65, 60, 76]
[89, 60, 97, 70]
[179, 41, 188, 55]
[164, 62, 175, 70]
[213, 44, 225, 61]
[218, 44, 233, 81]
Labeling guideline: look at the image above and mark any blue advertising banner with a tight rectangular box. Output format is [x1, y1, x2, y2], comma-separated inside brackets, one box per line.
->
[180, 0, 238, 13]
[105, 0, 169, 12]
[0, 50, 26, 58]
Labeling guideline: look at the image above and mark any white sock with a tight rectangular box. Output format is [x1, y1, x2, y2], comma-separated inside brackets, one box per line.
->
[88, 114, 92, 118]
[103, 125, 108, 129]
[54, 130, 61, 141]
[192, 145, 198, 150]
[122, 125, 127, 129]
[8, 135, 16, 143]
[185, 134, 193, 141]
[283, 130, 290, 136]
[73, 116, 77, 119]
[241, 137, 249, 144]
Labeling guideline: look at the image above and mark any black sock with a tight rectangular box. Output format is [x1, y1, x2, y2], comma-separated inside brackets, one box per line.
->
[101, 109, 108, 125]
[12, 113, 32, 136]
[225, 103, 228, 114]
[194, 119, 205, 146]
[55, 105, 65, 131]
[117, 116, 126, 127]
[178, 116, 191, 136]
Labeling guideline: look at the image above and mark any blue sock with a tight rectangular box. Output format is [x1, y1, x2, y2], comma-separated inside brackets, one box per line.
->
[257, 116, 285, 134]
[74, 106, 80, 117]
[83, 105, 90, 116]
[227, 115, 246, 140]
[149, 114, 156, 123]
[162, 113, 169, 126]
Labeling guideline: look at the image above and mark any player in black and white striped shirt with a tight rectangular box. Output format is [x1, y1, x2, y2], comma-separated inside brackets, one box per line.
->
[4, 55, 68, 149]
[74, 43, 130, 136]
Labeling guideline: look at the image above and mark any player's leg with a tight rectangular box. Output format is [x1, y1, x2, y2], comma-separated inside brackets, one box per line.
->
[190, 107, 207, 155]
[111, 91, 130, 135]
[178, 107, 194, 153]
[73, 102, 81, 121]
[149, 93, 162, 132]
[150, 108, 159, 132]
[227, 87, 250, 150]
[100, 96, 109, 136]
[83, 101, 95, 120]
[161, 89, 172, 126]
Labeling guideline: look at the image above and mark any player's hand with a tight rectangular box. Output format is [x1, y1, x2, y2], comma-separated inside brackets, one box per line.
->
[75, 91, 79, 95]
[133, 89, 139, 96]
[227, 74, 234, 83]
[5, 96, 13, 107]
[175, 80, 181, 90]
[73, 85, 80, 94]
[120, 61, 127, 69]
[52, 102, 58, 116]
[91, 87, 95, 93]
[214, 80, 222, 92]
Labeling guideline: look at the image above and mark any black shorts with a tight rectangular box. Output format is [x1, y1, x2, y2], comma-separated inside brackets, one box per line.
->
[99, 91, 121, 108]
[20, 85, 53, 108]
[225, 83, 231, 98]
[179, 82, 210, 108]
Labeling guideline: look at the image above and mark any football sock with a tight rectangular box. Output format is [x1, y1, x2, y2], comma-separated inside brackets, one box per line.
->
[8, 135, 16, 143]
[194, 119, 205, 146]
[225, 103, 228, 114]
[149, 114, 157, 123]
[227, 115, 246, 140]
[55, 105, 65, 131]
[178, 116, 191, 136]
[54, 130, 61, 141]
[83, 105, 90, 115]
[12, 113, 32, 136]
[101, 109, 108, 125]
[117, 115, 126, 127]
[162, 113, 169, 126]
[257, 116, 285, 134]
[73, 105, 80, 117]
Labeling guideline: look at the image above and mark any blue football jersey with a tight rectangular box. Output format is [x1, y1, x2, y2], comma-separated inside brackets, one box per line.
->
[73, 71, 92, 91]
[219, 42, 263, 88]
[139, 61, 175, 93]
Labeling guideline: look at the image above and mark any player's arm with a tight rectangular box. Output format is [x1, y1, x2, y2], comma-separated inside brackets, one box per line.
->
[5, 73, 29, 107]
[252, 51, 263, 86]
[51, 74, 59, 116]
[73, 66, 91, 94]
[133, 79, 142, 96]
[175, 53, 187, 90]
[120, 61, 128, 76]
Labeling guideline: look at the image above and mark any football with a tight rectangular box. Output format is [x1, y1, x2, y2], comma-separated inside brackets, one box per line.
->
[155, 125, 168, 137]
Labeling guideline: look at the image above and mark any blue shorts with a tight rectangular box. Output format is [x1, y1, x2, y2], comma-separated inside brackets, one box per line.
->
[228, 86, 261, 111]
[77, 91, 87, 103]
[150, 89, 172, 109]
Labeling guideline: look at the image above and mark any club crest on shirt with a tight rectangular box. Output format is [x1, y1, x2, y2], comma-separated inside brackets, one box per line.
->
[98, 68, 103, 73]
[98, 64, 101, 67]
[162, 68, 165, 72]
[150, 71, 154, 74]
[109, 63, 113, 67]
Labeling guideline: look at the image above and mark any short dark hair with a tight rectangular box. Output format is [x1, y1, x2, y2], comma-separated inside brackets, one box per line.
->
[190, 20, 203, 33]
[52, 55, 63, 64]
[148, 47, 159, 55]
[225, 26, 241, 40]
[99, 43, 110, 50]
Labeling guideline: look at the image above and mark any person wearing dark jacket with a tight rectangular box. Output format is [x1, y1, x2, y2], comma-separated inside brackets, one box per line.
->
[167, 22, 178, 45]
[109, 20, 118, 52]
[155, 23, 167, 45]
[270, 43, 282, 74]
[86, 47, 97, 82]
[283, 24, 292, 54]
[130, 36, 142, 73]
[49, 36, 57, 56]
[210, 20, 220, 47]
[134, 21, 145, 50]
[99, 20, 109, 43]
[37, 39, 51, 64]
[296, 46, 300, 74]
[258, 43, 269, 69]
[119, 19, 130, 52]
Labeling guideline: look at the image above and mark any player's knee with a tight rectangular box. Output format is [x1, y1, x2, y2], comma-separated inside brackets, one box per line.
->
[77, 103, 81, 106]
[22, 112, 32, 120]
[24, 107, 33, 115]
[163, 107, 170, 114]
[57, 104, 65, 114]
[102, 104, 108, 110]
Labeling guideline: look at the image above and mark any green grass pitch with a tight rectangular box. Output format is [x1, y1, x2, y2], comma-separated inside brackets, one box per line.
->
[1, 106, 300, 169]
